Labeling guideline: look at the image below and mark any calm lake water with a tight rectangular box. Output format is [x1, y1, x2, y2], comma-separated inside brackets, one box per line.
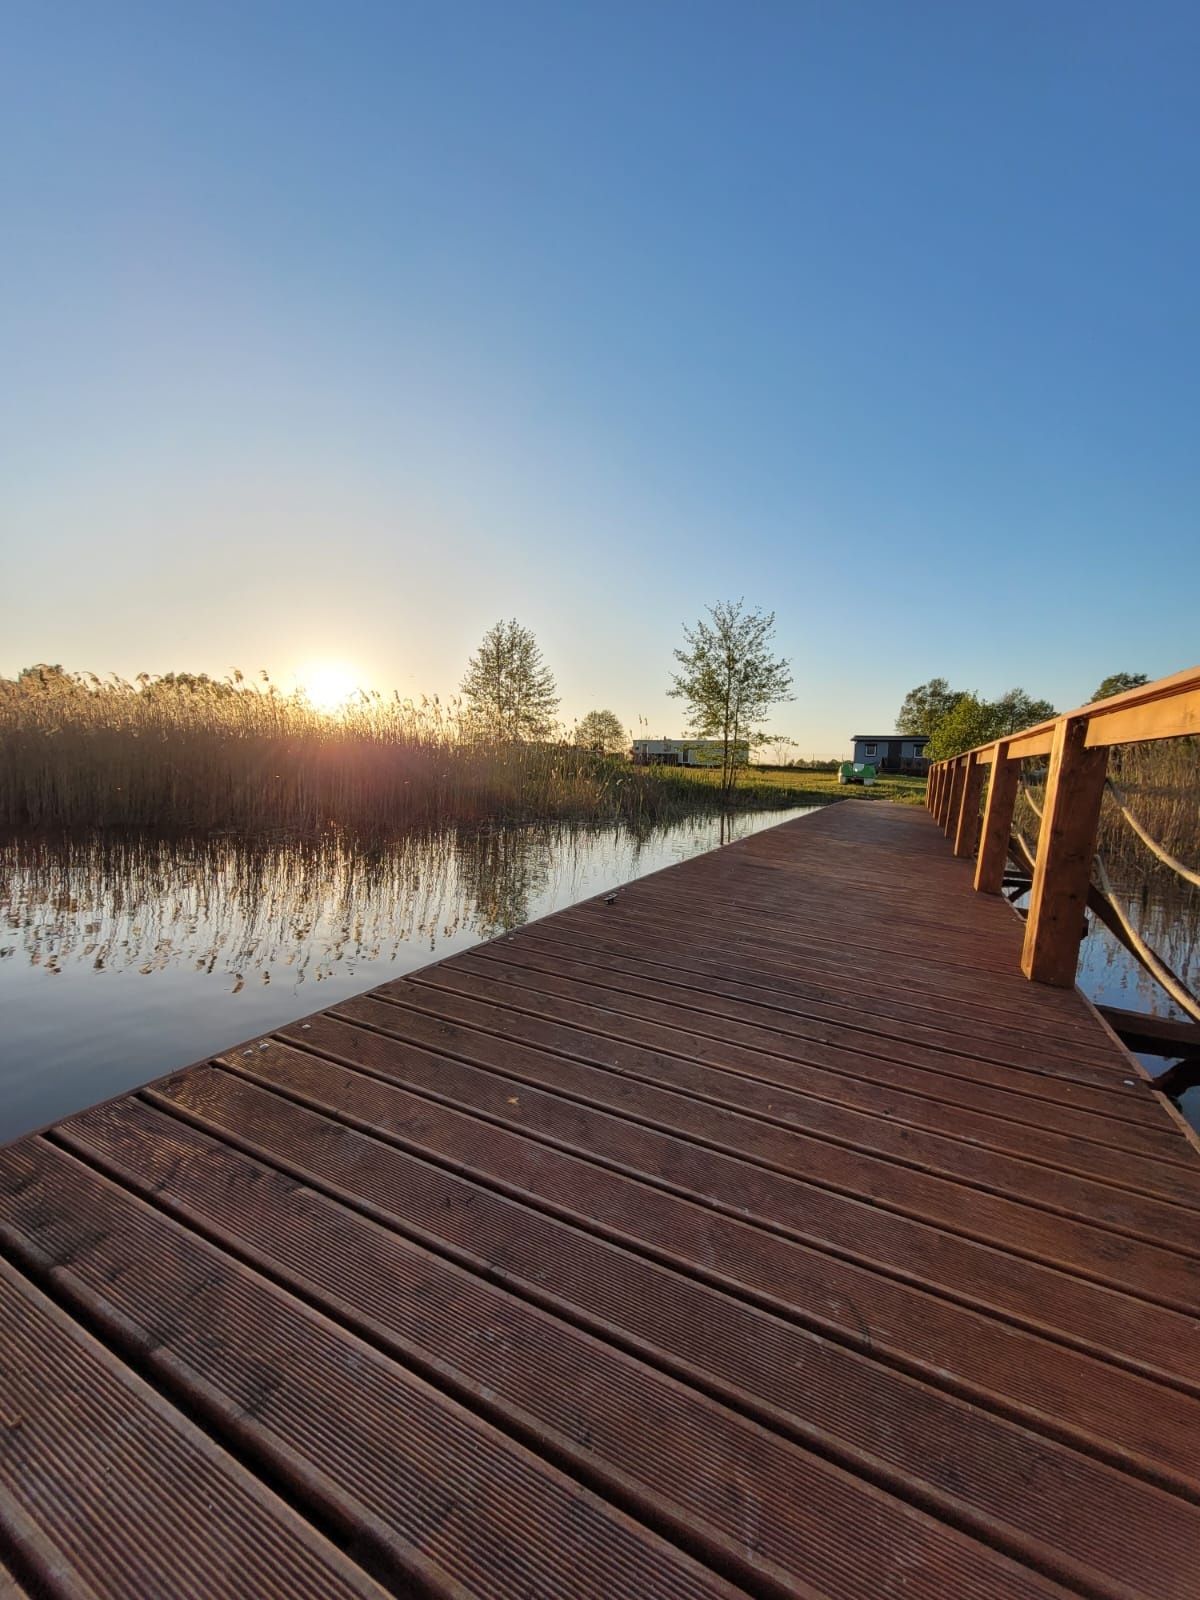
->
[0, 809, 813, 1143]
[2, 808, 1196, 1144]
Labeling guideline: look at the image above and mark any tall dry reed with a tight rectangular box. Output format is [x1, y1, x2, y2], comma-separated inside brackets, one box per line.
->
[0, 667, 755, 835]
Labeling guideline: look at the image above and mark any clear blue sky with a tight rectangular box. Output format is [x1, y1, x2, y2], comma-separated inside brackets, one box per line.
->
[3, 2, 1196, 754]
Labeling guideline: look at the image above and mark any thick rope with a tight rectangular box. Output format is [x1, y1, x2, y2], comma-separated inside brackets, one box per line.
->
[1091, 852, 1200, 1025]
[1009, 830, 1037, 874]
[1025, 772, 1198, 888]
[1105, 776, 1200, 889]
[1018, 781, 1043, 821]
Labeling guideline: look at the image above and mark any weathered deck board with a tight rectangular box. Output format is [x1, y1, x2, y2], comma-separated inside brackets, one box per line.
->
[0, 1257, 390, 1600]
[1, 801, 1197, 1599]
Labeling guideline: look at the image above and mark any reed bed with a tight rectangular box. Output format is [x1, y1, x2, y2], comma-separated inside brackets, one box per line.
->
[0, 668, 786, 836]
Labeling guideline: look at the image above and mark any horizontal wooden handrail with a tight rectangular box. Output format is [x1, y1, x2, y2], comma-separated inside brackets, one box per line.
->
[925, 664, 1199, 991]
[948, 665, 1200, 766]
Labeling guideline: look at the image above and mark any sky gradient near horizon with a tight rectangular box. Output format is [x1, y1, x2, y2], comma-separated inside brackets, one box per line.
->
[4, 2, 1197, 755]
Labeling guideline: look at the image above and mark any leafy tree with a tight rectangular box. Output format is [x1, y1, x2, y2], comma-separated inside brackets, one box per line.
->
[669, 600, 793, 798]
[896, 677, 966, 737]
[1091, 671, 1149, 702]
[990, 687, 1056, 735]
[461, 619, 560, 741]
[926, 695, 993, 760]
[926, 687, 1056, 760]
[576, 709, 626, 755]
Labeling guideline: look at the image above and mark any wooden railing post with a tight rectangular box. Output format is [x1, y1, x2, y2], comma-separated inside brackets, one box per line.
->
[1020, 716, 1109, 986]
[942, 757, 965, 837]
[928, 763, 940, 816]
[974, 740, 1019, 893]
[953, 750, 986, 858]
[938, 760, 954, 829]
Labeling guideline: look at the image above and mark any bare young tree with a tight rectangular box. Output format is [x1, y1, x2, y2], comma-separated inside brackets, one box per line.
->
[461, 619, 560, 741]
[669, 600, 793, 799]
[575, 709, 626, 755]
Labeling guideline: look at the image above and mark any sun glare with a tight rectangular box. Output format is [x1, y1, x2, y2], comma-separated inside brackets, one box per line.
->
[298, 662, 361, 713]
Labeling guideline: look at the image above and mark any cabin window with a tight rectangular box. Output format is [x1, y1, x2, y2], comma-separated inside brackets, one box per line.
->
[863, 743, 877, 757]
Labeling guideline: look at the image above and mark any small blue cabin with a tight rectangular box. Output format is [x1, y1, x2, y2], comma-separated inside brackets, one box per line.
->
[850, 734, 930, 774]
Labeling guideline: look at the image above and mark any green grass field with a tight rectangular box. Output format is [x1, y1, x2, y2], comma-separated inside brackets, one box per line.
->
[668, 766, 929, 808]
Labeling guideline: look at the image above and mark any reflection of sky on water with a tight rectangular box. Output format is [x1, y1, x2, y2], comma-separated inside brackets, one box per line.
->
[0, 811, 810, 1142]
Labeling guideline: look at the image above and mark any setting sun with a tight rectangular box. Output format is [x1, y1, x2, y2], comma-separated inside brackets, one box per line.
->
[297, 661, 362, 712]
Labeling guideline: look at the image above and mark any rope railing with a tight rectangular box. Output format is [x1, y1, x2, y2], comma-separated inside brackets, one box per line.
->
[927, 666, 1199, 992]
[1105, 775, 1200, 890]
[1090, 852, 1200, 1025]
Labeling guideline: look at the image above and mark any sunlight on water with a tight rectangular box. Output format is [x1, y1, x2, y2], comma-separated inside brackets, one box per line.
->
[0, 810, 814, 1142]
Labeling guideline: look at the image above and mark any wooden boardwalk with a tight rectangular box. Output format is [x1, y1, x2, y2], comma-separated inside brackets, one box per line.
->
[1, 801, 1198, 1599]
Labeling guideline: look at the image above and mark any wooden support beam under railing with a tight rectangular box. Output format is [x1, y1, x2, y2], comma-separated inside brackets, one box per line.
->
[938, 760, 955, 828]
[953, 750, 986, 858]
[1020, 715, 1109, 986]
[943, 757, 965, 838]
[975, 740, 1020, 893]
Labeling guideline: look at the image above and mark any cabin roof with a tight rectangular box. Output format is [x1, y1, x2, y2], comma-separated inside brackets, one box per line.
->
[850, 733, 928, 743]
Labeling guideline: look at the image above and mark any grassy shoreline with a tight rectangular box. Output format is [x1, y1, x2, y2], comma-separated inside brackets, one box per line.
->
[673, 767, 928, 807]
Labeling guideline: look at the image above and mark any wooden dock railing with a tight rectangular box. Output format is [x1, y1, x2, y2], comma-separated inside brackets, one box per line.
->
[927, 665, 1200, 989]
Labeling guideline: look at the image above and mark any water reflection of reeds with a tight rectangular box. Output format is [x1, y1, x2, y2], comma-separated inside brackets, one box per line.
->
[0, 826, 615, 986]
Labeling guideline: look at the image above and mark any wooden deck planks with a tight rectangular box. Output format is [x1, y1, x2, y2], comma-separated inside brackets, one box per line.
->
[1, 800, 1197, 1599]
[253, 1014, 1200, 1327]
[398, 963, 1188, 1155]
[0, 1257, 390, 1600]
[354, 977, 1200, 1208]
[1, 1135, 1076, 1600]
[445, 945, 1154, 1106]
[318, 997, 1200, 1286]
[42, 1098, 1200, 1600]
